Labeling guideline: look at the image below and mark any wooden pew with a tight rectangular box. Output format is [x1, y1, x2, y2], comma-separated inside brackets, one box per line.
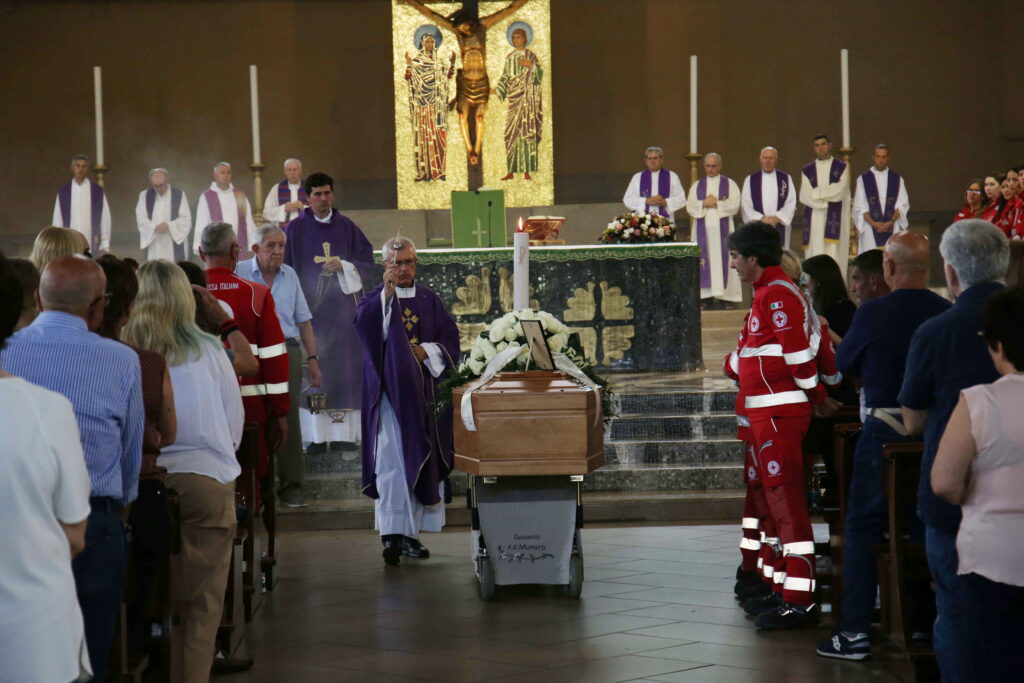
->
[260, 449, 278, 593]
[219, 423, 257, 656]
[818, 420, 861, 625]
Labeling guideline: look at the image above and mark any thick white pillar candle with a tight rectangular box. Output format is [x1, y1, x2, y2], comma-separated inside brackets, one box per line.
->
[689, 55, 698, 154]
[93, 66, 104, 166]
[841, 49, 850, 148]
[513, 220, 530, 311]
[250, 65, 262, 164]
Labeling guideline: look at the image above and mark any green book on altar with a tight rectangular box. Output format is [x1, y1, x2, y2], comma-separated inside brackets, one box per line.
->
[450, 190, 506, 248]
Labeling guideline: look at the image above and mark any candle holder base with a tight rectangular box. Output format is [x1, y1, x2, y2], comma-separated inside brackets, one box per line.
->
[249, 162, 267, 224]
[685, 153, 702, 190]
[93, 165, 108, 188]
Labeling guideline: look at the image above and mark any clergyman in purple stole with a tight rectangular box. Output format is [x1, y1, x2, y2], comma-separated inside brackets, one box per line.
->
[144, 187, 186, 260]
[57, 181, 105, 250]
[283, 207, 375, 412]
[695, 175, 732, 290]
[801, 158, 846, 246]
[639, 170, 672, 218]
[860, 170, 902, 248]
[355, 283, 460, 509]
[749, 170, 791, 246]
[277, 179, 308, 227]
[203, 188, 249, 251]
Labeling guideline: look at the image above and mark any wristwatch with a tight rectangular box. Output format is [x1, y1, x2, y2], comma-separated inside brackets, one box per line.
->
[307, 354, 318, 361]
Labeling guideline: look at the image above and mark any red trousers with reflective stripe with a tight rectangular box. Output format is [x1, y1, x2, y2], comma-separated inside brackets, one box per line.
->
[740, 439, 766, 573]
[750, 412, 815, 606]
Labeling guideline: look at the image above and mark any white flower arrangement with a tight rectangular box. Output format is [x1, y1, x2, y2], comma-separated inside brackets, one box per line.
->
[462, 309, 574, 376]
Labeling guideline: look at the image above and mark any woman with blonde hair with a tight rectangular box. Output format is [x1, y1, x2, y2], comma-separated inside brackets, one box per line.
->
[123, 260, 244, 682]
[29, 226, 84, 271]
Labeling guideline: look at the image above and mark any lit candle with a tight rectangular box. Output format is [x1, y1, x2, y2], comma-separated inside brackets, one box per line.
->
[250, 64, 262, 164]
[840, 49, 850, 148]
[93, 66, 104, 166]
[513, 217, 530, 311]
[689, 55, 698, 154]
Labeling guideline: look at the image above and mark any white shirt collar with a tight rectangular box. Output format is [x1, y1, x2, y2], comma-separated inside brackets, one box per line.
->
[817, 156, 833, 163]
[761, 169, 776, 176]
[210, 182, 235, 193]
[73, 178, 89, 187]
[313, 210, 333, 224]
[396, 284, 417, 298]
[872, 166, 889, 174]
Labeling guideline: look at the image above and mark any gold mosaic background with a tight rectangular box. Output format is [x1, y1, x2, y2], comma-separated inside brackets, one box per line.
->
[392, 0, 553, 210]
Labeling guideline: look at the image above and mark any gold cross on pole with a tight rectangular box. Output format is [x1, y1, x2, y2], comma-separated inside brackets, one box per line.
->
[314, 242, 340, 265]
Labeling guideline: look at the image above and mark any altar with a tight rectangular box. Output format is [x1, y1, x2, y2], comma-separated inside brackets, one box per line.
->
[381, 242, 703, 373]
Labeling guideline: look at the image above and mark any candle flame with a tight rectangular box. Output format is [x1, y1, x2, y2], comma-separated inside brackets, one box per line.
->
[517, 217, 524, 233]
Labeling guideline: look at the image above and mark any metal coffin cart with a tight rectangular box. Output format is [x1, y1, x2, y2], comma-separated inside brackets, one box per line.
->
[453, 371, 604, 600]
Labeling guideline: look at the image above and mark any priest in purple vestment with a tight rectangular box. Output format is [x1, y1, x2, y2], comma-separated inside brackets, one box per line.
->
[283, 172, 375, 453]
[355, 237, 460, 566]
[623, 146, 687, 218]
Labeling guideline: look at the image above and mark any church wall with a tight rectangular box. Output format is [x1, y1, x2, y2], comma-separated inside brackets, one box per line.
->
[0, 0, 1018, 254]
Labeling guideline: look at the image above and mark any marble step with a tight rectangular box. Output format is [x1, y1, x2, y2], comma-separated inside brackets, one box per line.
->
[305, 471, 471, 502]
[604, 437, 744, 466]
[616, 389, 737, 415]
[607, 412, 737, 440]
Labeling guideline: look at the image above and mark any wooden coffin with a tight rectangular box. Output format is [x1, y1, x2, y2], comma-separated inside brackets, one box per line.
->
[453, 371, 604, 476]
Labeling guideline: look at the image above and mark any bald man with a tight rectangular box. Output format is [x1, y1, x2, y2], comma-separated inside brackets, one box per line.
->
[0, 255, 144, 681]
[818, 231, 950, 661]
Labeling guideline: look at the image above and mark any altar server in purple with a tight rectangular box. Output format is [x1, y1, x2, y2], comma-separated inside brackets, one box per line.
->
[741, 147, 797, 249]
[355, 237, 460, 566]
[135, 168, 192, 262]
[853, 144, 910, 254]
[799, 134, 852, 276]
[192, 162, 254, 256]
[623, 146, 687, 218]
[262, 158, 308, 227]
[284, 172, 375, 453]
[52, 154, 112, 253]
[687, 153, 742, 306]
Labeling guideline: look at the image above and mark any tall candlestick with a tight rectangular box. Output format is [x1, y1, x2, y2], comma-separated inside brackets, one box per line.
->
[513, 218, 529, 311]
[93, 66, 104, 167]
[689, 55, 698, 154]
[249, 65, 262, 164]
[840, 49, 850, 149]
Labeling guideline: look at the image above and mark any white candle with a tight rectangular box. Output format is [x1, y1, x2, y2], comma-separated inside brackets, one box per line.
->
[513, 219, 529, 311]
[249, 64, 261, 164]
[93, 66, 104, 166]
[840, 49, 850, 148]
[689, 55, 698, 154]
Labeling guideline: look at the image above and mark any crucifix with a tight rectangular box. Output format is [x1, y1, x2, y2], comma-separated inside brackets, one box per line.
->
[314, 242, 341, 267]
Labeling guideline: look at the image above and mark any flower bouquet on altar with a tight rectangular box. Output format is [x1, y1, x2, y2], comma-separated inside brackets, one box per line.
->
[600, 212, 675, 244]
[435, 309, 615, 422]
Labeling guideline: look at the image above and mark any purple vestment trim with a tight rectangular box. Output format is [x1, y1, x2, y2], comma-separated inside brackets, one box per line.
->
[57, 181, 105, 249]
[748, 170, 790, 246]
[145, 187, 186, 260]
[277, 180, 308, 227]
[861, 170, 901, 248]
[639, 170, 672, 218]
[204, 188, 248, 250]
[695, 175, 732, 289]
[801, 158, 846, 246]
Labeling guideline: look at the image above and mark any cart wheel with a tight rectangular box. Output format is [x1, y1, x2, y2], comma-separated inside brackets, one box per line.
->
[567, 553, 583, 598]
[479, 557, 497, 601]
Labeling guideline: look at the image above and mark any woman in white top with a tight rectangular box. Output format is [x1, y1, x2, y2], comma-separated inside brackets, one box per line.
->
[932, 287, 1024, 683]
[0, 254, 93, 683]
[123, 260, 244, 682]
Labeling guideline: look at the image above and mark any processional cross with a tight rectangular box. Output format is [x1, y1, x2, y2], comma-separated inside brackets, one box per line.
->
[314, 242, 341, 266]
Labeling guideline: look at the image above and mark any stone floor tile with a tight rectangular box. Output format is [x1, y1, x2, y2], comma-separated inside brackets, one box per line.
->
[482, 632, 689, 668]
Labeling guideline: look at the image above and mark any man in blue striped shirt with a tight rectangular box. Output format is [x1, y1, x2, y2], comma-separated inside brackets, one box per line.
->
[0, 255, 143, 682]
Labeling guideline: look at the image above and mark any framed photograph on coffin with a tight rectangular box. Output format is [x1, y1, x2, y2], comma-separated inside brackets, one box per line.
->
[521, 319, 554, 370]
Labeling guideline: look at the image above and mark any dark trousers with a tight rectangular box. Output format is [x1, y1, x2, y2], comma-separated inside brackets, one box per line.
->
[962, 572, 1024, 682]
[277, 340, 305, 498]
[72, 497, 127, 683]
[126, 479, 172, 653]
[926, 525, 974, 682]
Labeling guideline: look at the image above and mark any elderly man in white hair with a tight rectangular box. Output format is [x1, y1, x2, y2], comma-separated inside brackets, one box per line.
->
[623, 146, 686, 219]
[741, 147, 797, 248]
[135, 167, 192, 261]
[262, 158, 308, 228]
[193, 162, 255, 257]
[687, 153, 742, 307]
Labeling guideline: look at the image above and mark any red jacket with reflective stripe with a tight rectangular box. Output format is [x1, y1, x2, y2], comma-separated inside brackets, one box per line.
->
[737, 265, 825, 416]
[206, 267, 290, 422]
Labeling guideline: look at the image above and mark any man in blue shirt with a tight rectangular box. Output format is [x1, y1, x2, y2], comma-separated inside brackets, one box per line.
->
[899, 219, 1008, 683]
[0, 255, 143, 682]
[817, 232, 950, 662]
[237, 223, 321, 507]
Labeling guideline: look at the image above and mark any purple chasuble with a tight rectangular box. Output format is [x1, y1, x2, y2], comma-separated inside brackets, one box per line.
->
[57, 181, 104, 249]
[695, 175, 732, 289]
[801, 158, 846, 246]
[748, 170, 791, 246]
[145, 187, 186, 260]
[356, 283, 461, 506]
[860, 170, 902, 248]
[277, 180, 308, 227]
[283, 208, 375, 410]
[203, 188, 248, 250]
[639, 170, 672, 217]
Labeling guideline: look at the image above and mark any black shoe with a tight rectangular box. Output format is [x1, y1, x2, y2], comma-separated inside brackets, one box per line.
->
[736, 579, 771, 601]
[382, 536, 401, 565]
[755, 602, 819, 630]
[402, 536, 430, 559]
[743, 591, 782, 616]
[306, 442, 327, 455]
[211, 650, 254, 674]
[329, 440, 359, 452]
[817, 631, 872, 660]
[734, 569, 761, 595]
